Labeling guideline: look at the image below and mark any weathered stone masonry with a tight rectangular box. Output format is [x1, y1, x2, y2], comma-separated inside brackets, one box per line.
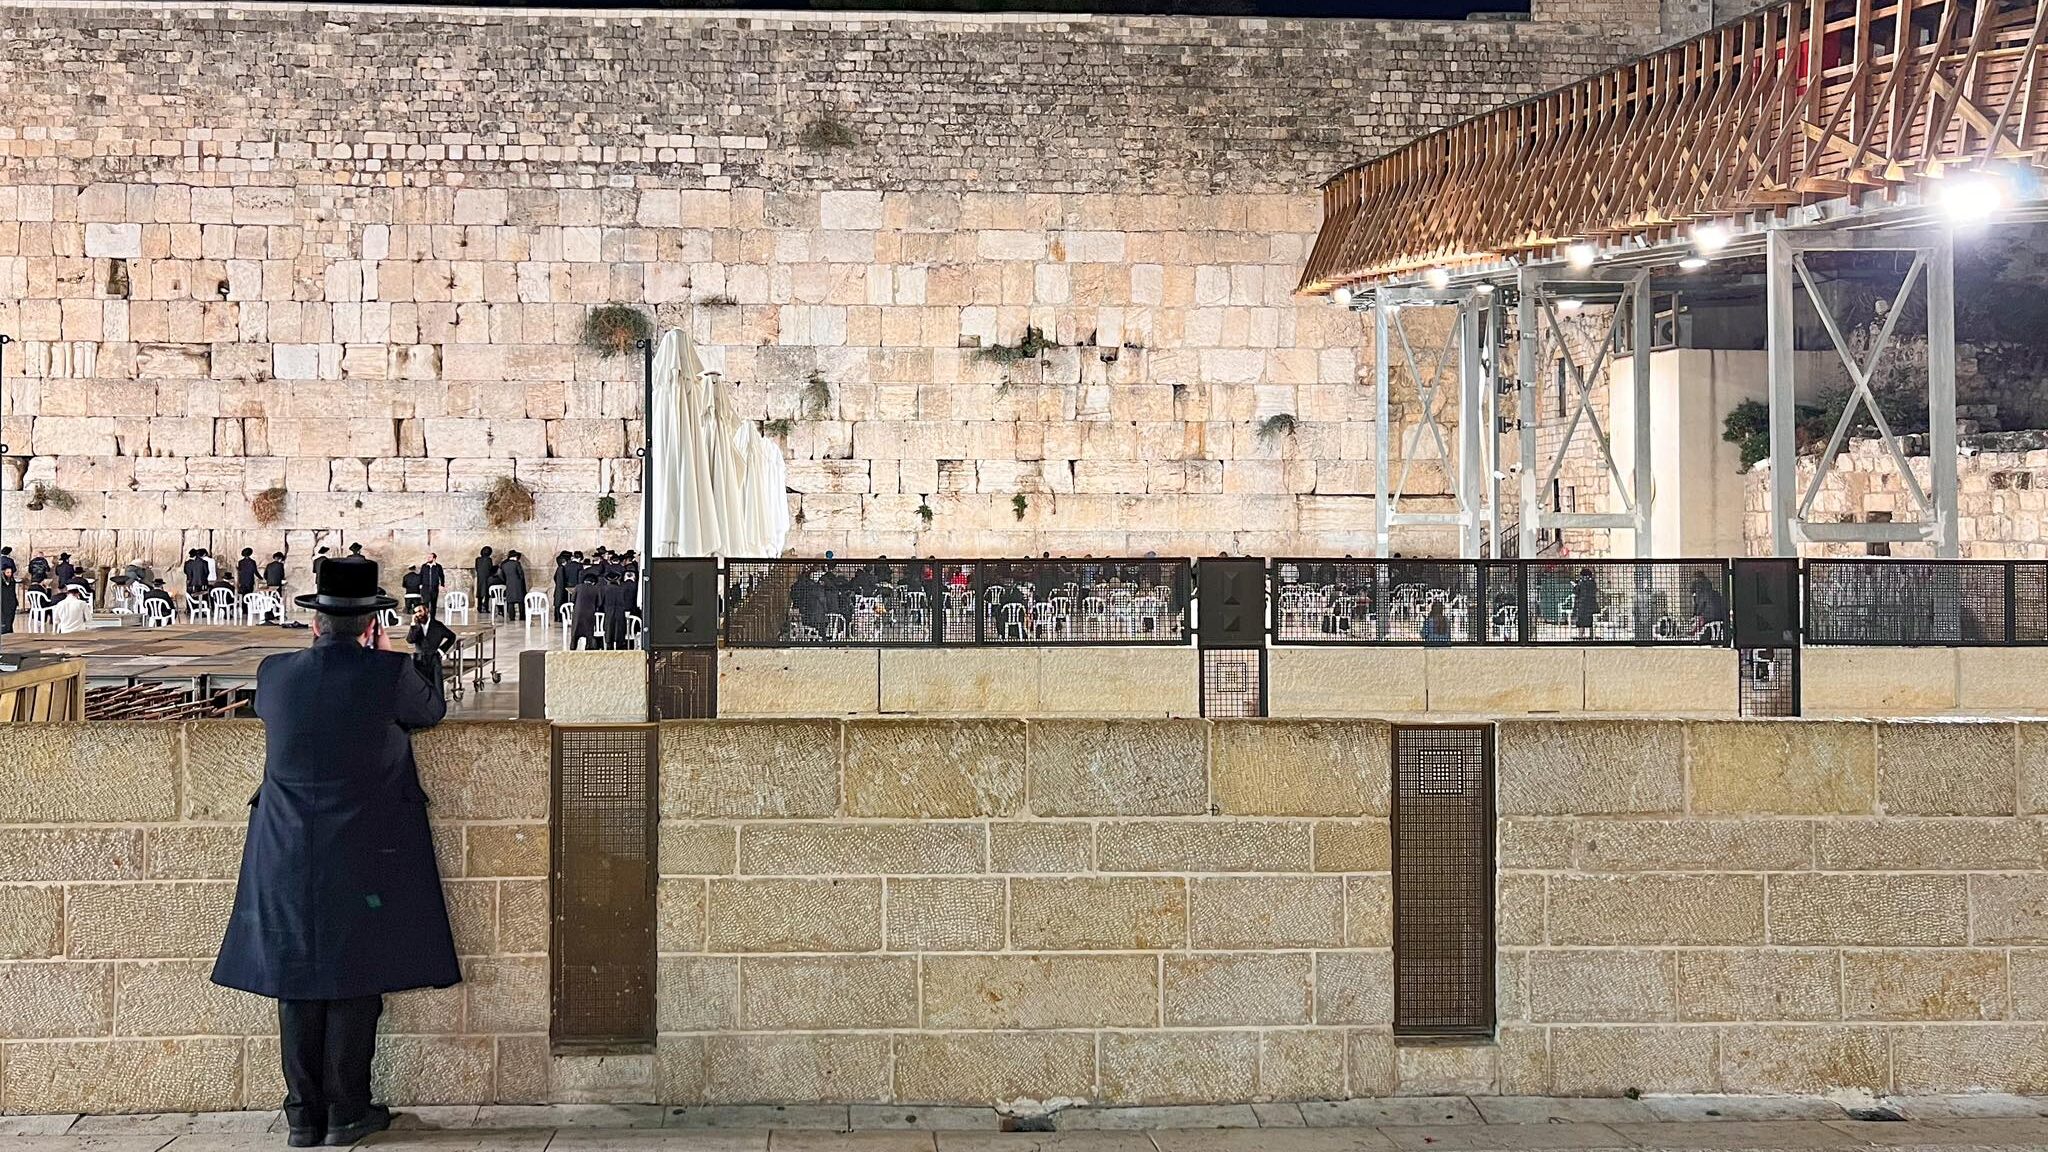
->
[0, 1, 1671, 567]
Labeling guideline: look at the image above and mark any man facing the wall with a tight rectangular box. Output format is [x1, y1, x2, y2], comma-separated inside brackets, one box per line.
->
[211, 555, 455, 1147]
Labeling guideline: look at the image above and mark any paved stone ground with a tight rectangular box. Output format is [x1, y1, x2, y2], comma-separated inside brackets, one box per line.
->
[3, 1098, 2047, 1151]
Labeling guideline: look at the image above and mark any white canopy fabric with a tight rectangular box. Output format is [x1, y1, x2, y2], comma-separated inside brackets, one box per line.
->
[642, 326, 791, 559]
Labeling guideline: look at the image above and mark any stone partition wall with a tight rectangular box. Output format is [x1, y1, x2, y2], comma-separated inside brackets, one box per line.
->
[0, 720, 554, 1114]
[0, 0, 1673, 566]
[8, 714, 2043, 1114]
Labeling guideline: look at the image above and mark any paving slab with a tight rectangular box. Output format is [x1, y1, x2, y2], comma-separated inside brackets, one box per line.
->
[845, 1110, 1003, 1133]
[0, 1124, 79, 1139]
[666, 1110, 851, 1132]
[1150, 1130, 1398, 1151]
[474, 1107, 664, 1130]
[1379, 1122, 1630, 1150]
[1470, 1099, 1657, 1126]
[1641, 1097, 1847, 1122]
[1251, 1105, 1307, 1129]
[1301, 1100, 1485, 1128]
[352, 1129, 553, 1151]
[1604, 1119, 1866, 1147]
[0, 1140, 175, 1152]
[1825, 1118, 2048, 1145]
[937, 1131, 1163, 1139]
[71, 1118, 274, 1137]
[1055, 1108, 1261, 1131]
[769, 1136, 936, 1151]
[540, 1134, 766, 1152]
[1884, 1097, 2048, 1120]
[381, 1110, 486, 1133]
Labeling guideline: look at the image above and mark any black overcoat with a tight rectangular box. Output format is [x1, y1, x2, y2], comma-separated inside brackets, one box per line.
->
[420, 563, 445, 607]
[500, 556, 528, 617]
[211, 634, 458, 1000]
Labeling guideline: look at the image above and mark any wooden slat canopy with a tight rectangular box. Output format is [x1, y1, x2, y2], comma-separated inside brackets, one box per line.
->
[1300, 0, 2048, 294]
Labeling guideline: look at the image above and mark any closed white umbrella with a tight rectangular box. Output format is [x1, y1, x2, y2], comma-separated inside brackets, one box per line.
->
[644, 329, 719, 558]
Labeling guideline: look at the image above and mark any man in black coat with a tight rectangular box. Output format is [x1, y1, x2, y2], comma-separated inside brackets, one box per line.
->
[236, 548, 259, 596]
[211, 556, 453, 1148]
[473, 547, 496, 610]
[420, 552, 445, 618]
[601, 572, 632, 649]
[182, 549, 208, 598]
[499, 550, 528, 620]
[571, 570, 604, 649]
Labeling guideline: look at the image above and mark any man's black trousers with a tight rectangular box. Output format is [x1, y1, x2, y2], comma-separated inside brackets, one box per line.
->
[278, 995, 384, 1129]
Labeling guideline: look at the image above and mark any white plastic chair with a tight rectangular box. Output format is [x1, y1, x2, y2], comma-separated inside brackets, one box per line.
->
[624, 615, 643, 646]
[210, 586, 239, 624]
[23, 589, 50, 632]
[380, 607, 402, 629]
[558, 603, 575, 650]
[243, 592, 278, 625]
[487, 588, 508, 625]
[143, 600, 175, 627]
[588, 615, 606, 651]
[186, 590, 215, 624]
[523, 591, 552, 642]
[444, 591, 471, 626]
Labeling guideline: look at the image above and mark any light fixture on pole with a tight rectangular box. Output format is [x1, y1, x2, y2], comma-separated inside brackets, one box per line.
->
[1940, 171, 2008, 223]
[1422, 267, 1451, 290]
[1331, 286, 1353, 308]
[1678, 255, 1708, 271]
[1691, 223, 1731, 254]
[1564, 243, 1596, 269]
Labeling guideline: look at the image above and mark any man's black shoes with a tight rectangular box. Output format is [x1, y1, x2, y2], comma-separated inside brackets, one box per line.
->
[324, 1104, 395, 1146]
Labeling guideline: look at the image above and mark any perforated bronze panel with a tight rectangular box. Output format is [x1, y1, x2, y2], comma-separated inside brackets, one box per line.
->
[1392, 724, 1494, 1037]
[649, 649, 718, 719]
[551, 724, 658, 1052]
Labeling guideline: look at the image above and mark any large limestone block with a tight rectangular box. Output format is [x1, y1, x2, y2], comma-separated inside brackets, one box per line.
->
[0, 961, 113, 1039]
[1395, 1043, 1498, 1096]
[1675, 949, 1841, 1022]
[661, 720, 841, 819]
[544, 651, 647, 723]
[0, 1037, 245, 1113]
[737, 955, 917, 1030]
[1426, 648, 1584, 714]
[1211, 720, 1391, 816]
[1026, 719, 1208, 816]
[705, 878, 882, 953]
[1875, 721, 2018, 815]
[1261, 1029, 1348, 1099]
[1767, 873, 1970, 946]
[1266, 648, 1427, 716]
[1547, 874, 1764, 946]
[0, 723, 178, 823]
[1718, 1024, 1889, 1094]
[65, 882, 235, 959]
[842, 719, 1025, 817]
[702, 1033, 889, 1104]
[1098, 1031, 1259, 1105]
[1096, 820, 1312, 873]
[414, 722, 550, 820]
[880, 648, 1038, 714]
[1009, 877, 1187, 950]
[718, 648, 878, 717]
[1311, 949, 1392, 1025]
[1891, 1024, 2048, 1093]
[1497, 720, 1683, 815]
[0, 885, 64, 959]
[923, 954, 1159, 1029]
[656, 956, 737, 1032]
[111, 959, 269, 1036]
[1685, 720, 1876, 815]
[1162, 953, 1311, 1027]
[1971, 874, 2048, 944]
[1841, 949, 2009, 1021]
[2025, 723, 2048, 814]
[1958, 648, 2048, 715]
[1571, 819, 1813, 872]
[1802, 646, 1959, 716]
[370, 1035, 495, 1106]
[1582, 647, 1738, 714]
[892, 1032, 1096, 1105]
[1527, 949, 1678, 1023]
[1190, 877, 1344, 949]
[1313, 820, 1391, 871]
[1814, 818, 2041, 871]
[1547, 1026, 1717, 1095]
[1037, 647, 1197, 716]
[882, 878, 1005, 952]
[989, 822, 1093, 873]
[0, 828, 143, 882]
[737, 822, 986, 875]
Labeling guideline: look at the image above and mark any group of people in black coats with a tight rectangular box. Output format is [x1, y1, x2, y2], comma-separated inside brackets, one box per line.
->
[552, 546, 642, 649]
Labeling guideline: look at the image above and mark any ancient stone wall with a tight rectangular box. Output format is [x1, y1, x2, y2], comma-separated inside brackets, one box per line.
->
[0, 0, 1671, 568]
[5, 714, 2044, 1112]
[1741, 440, 2048, 558]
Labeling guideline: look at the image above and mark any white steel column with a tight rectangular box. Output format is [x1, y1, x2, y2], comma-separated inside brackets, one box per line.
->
[1374, 300, 1392, 559]
[1516, 267, 1540, 559]
[1628, 274, 1655, 558]
[1766, 231, 1799, 556]
[1458, 296, 1486, 558]
[1927, 233, 1960, 557]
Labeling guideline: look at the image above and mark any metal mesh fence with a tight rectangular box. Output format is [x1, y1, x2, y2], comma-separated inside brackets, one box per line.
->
[1274, 559, 1730, 646]
[974, 559, 1192, 645]
[1805, 560, 2018, 645]
[1199, 647, 1266, 718]
[1738, 648, 1799, 717]
[722, 559, 977, 645]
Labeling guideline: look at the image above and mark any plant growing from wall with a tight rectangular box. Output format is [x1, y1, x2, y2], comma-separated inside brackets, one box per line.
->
[696, 293, 739, 307]
[801, 371, 832, 419]
[485, 475, 536, 529]
[251, 486, 288, 526]
[798, 113, 860, 151]
[1012, 493, 1029, 521]
[596, 495, 617, 527]
[916, 499, 935, 526]
[1257, 413, 1298, 444]
[25, 484, 76, 513]
[761, 417, 795, 438]
[977, 326, 1058, 365]
[583, 304, 652, 358]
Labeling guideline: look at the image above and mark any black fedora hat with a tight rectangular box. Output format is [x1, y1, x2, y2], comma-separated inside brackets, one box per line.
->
[295, 554, 397, 613]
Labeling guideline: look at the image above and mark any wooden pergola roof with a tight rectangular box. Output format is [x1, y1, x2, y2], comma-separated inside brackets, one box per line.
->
[1300, 0, 2048, 294]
